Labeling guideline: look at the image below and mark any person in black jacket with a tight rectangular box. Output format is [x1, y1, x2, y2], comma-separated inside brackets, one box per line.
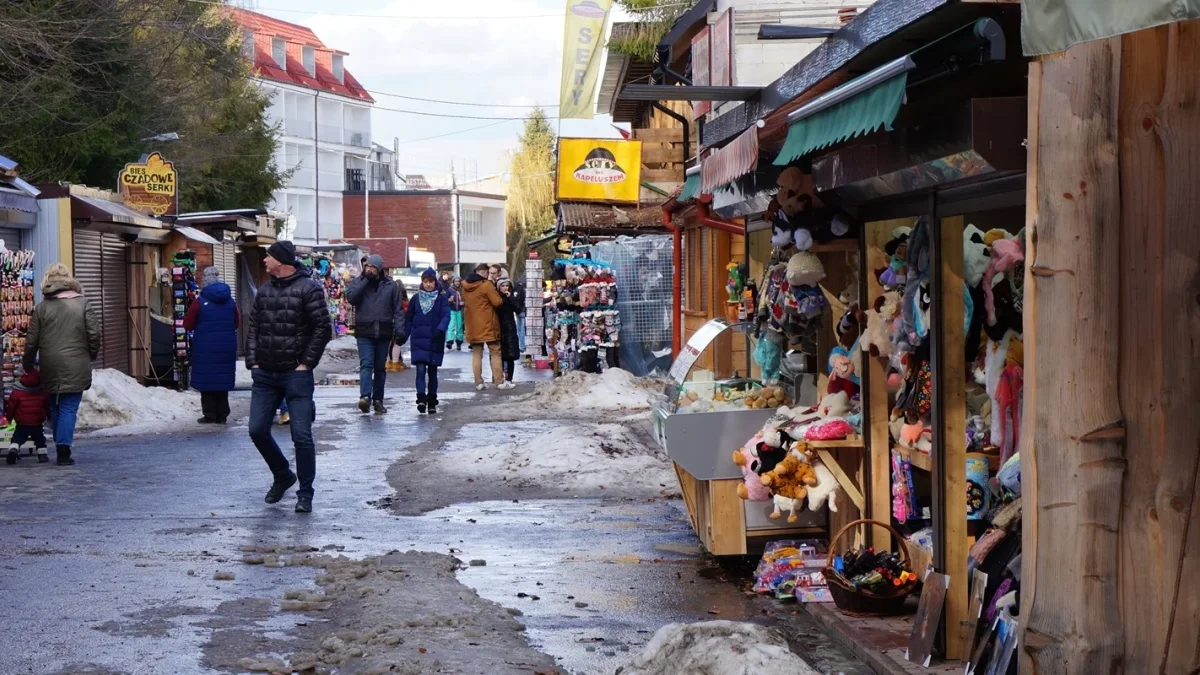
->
[246, 241, 333, 514]
[345, 254, 406, 414]
[495, 279, 522, 389]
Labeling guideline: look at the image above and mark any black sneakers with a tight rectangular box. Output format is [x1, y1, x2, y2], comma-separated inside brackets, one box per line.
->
[373, 401, 387, 414]
[295, 495, 312, 513]
[264, 472, 297, 504]
[6, 447, 17, 465]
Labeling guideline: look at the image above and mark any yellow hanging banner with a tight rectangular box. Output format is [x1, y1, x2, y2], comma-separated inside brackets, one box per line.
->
[556, 138, 642, 203]
[559, 0, 614, 120]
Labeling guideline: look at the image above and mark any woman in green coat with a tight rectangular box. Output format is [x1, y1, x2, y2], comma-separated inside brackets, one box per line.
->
[23, 263, 101, 465]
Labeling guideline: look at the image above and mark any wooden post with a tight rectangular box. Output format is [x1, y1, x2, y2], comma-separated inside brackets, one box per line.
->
[935, 215, 969, 660]
[1115, 22, 1200, 674]
[1022, 38, 1126, 674]
[864, 220, 902, 550]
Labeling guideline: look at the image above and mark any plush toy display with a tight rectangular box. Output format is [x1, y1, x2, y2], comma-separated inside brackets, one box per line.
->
[807, 458, 841, 513]
[733, 434, 772, 501]
[963, 224, 990, 288]
[826, 347, 860, 397]
[760, 445, 820, 523]
[786, 251, 825, 287]
[984, 237, 1025, 326]
[817, 390, 852, 418]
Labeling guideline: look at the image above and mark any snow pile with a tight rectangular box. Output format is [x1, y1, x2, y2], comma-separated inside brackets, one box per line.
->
[620, 621, 821, 675]
[78, 369, 200, 436]
[235, 360, 253, 390]
[324, 335, 359, 360]
[447, 423, 676, 497]
[524, 368, 663, 413]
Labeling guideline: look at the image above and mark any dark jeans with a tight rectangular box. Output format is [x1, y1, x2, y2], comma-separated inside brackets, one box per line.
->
[357, 337, 390, 401]
[503, 360, 515, 382]
[248, 369, 316, 498]
[200, 391, 230, 422]
[12, 425, 47, 449]
[415, 364, 439, 401]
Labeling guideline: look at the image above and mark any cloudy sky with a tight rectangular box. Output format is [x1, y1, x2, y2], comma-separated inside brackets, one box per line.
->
[238, 0, 631, 184]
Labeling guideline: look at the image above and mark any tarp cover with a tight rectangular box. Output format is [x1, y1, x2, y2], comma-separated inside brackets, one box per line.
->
[1022, 0, 1200, 56]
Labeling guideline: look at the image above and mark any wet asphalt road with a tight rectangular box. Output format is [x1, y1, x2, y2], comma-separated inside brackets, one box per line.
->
[0, 351, 872, 675]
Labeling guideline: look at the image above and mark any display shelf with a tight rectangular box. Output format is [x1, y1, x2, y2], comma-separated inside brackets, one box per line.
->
[806, 435, 864, 449]
[895, 446, 934, 472]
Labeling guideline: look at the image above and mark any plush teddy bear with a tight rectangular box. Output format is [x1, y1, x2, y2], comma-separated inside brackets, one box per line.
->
[732, 433, 772, 501]
[817, 390, 852, 419]
[776, 166, 811, 217]
[771, 488, 808, 523]
[858, 291, 903, 357]
[760, 445, 819, 522]
[806, 456, 841, 513]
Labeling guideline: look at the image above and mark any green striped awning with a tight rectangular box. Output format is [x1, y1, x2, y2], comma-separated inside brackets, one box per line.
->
[678, 172, 700, 201]
[774, 71, 908, 166]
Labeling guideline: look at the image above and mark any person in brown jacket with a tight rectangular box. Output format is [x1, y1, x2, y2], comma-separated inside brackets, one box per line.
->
[461, 263, 504, 390]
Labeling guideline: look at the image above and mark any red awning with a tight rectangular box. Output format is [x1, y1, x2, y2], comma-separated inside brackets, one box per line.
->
[700, 125, 759, 195]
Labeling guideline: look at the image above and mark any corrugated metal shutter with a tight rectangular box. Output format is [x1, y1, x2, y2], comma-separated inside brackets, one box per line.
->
[101, 235, 129, 374]
[0, 228, 21, 251]
[72, 230, 130, 373]
[214, 241, 238, 300]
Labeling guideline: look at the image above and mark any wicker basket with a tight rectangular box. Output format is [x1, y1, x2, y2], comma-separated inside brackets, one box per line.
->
[824, 518, 918, 616]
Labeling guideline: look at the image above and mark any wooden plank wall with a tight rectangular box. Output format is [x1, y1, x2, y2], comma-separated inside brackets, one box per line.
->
[1022, 21, 1200, 675]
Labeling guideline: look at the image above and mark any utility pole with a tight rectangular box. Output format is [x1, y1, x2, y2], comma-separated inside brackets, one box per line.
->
[313, 92, 320, 245]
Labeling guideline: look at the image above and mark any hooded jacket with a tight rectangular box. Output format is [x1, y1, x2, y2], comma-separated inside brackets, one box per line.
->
[6, 369, 49, 427]
[345, 261, 406, 342]
[461, 273, 503, 344]
[405, 285, 452, 367]
[184, 281, 241, 392]
[246, 269, 333, 373]
[24, 279, 102, 394]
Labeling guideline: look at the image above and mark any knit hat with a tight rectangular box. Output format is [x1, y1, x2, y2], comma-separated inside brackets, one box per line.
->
[786, 251, 825, 287]
[364, 254, 384, 271]
[421, 268, 437, 280]
[266, 240, 298, 267]
[201, 266, 221, 286]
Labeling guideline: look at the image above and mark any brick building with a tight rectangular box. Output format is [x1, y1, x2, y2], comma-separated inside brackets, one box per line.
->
[342, 184, 506, 273]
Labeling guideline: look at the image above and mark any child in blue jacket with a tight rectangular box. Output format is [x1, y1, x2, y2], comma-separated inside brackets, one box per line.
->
[405, 269, 452, 414]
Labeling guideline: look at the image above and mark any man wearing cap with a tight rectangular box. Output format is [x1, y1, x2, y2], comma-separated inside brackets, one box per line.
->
[246, 241, 333, 514]
[345, 253, 406, 414]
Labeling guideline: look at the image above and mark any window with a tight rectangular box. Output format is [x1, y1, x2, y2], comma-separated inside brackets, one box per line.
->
[332, 54, 344, 83]
[242, 29, 255, 60]
[302, 46, 315, 76]
[461, 208, 484, 247]
[271, 37, 286, 68]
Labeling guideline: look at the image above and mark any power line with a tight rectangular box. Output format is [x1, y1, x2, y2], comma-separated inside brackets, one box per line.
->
[396, 119, 517, 144]
[365, 89, 557, 109]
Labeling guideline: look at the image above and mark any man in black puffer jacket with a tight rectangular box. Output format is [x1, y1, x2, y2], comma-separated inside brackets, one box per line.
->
[246, 240, 332, 514]
[345, 254, 405, 414]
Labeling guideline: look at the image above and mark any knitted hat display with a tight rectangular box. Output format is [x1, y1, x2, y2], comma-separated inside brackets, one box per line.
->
[785, 251, 825, 287]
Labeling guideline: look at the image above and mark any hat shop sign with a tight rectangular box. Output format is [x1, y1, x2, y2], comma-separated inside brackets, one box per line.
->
[119, 152, 177, 216]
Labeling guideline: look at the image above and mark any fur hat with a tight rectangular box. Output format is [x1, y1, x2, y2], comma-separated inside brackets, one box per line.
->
[786, 251, 825, 287]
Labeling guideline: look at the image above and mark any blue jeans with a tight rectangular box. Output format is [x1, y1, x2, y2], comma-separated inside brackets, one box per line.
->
[279, 398, 289, 415]
[49, 392, 83, 448]
[357, 337, 390, 401]
[416, 364, 439, 401]
[249, 369, 316, 498]
[517, 313, 527, 353]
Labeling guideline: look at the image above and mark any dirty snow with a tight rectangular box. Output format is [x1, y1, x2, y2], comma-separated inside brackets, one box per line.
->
[77, 369, 200, 437]
[620, 621, 821, 675]
[324, 335, 359, 360]
[445, 422, 676, 497]
[523, 368, 663, 413]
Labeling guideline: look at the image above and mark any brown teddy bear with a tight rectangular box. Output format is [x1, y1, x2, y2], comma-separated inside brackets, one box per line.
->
[759, 444, 820, 523]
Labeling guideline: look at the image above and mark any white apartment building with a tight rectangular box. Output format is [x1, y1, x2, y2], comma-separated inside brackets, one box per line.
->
[231, 8, 374, 246]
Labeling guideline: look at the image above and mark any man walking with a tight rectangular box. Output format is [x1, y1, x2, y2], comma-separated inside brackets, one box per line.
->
[461, 263, 504, 390]
[246, 241, 332, 514]
[345, 254, 406, 414]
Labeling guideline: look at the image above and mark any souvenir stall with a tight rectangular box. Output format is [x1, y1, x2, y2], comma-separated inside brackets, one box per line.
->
[301, 251, 354, 337]
[0, 249, 36, 400]
[171, 250, 199, 390]
[523, 254, 545, 360]
[545, 258, 620, 374]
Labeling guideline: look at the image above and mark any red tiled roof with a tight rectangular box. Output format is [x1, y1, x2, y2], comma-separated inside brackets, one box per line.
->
[335, 238, 409, 269]
[228, 8, 374, 103]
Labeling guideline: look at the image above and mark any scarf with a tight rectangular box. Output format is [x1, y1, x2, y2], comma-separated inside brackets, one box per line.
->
[417, 289, 438, 314]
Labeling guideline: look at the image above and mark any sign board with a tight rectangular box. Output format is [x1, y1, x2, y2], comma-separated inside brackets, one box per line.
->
[667, 318, 730, 383]
[711, 8, 734, 89]
[558, 0, 615, 119]
[691, 26, 711, 119]
[118, 152, 177, 216]
[555, 138, 642, 203]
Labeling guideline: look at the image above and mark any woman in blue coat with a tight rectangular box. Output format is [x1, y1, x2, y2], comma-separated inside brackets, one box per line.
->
[184, 267, 240, 424]
[405, 269, 451, 415]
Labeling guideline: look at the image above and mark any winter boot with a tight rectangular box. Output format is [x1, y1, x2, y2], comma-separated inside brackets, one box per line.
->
[416, 394, 427, 415]
[358, 396, 370, 413]
[427, 397, 438, 415]
[445, 341, 454, 351]
[373, 400, 388, 415]
[295, 494, 312, 513]
[456, 341, 463, 351]
[6, 444, 18, 465]
[55, 444, 74, 466]
[36, 446, 49, 463]
[264, 471, 297, 504]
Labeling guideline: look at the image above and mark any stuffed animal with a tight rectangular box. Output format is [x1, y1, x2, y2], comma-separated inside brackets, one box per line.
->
[732, 434, 772, 501]
[826, 347, 859, 397]
[776, 166, 811, 216]
[761, 446, 817, 524]
[817, 390, 852, 418]
[984, 237, 1025, 326]
[771, 490, 807, 523]
[858, 291, 903, 357]
[806, 458, 841, 513]
[963, 224, 990, 288]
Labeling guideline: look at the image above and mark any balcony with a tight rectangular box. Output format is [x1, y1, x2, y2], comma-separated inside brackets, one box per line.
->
[316, 124, 341, 144]
[344, 129, 370, 148]
[286, 118, 315, 139]
[289, 167, 315, 189]
[345, 168, 365, 192]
